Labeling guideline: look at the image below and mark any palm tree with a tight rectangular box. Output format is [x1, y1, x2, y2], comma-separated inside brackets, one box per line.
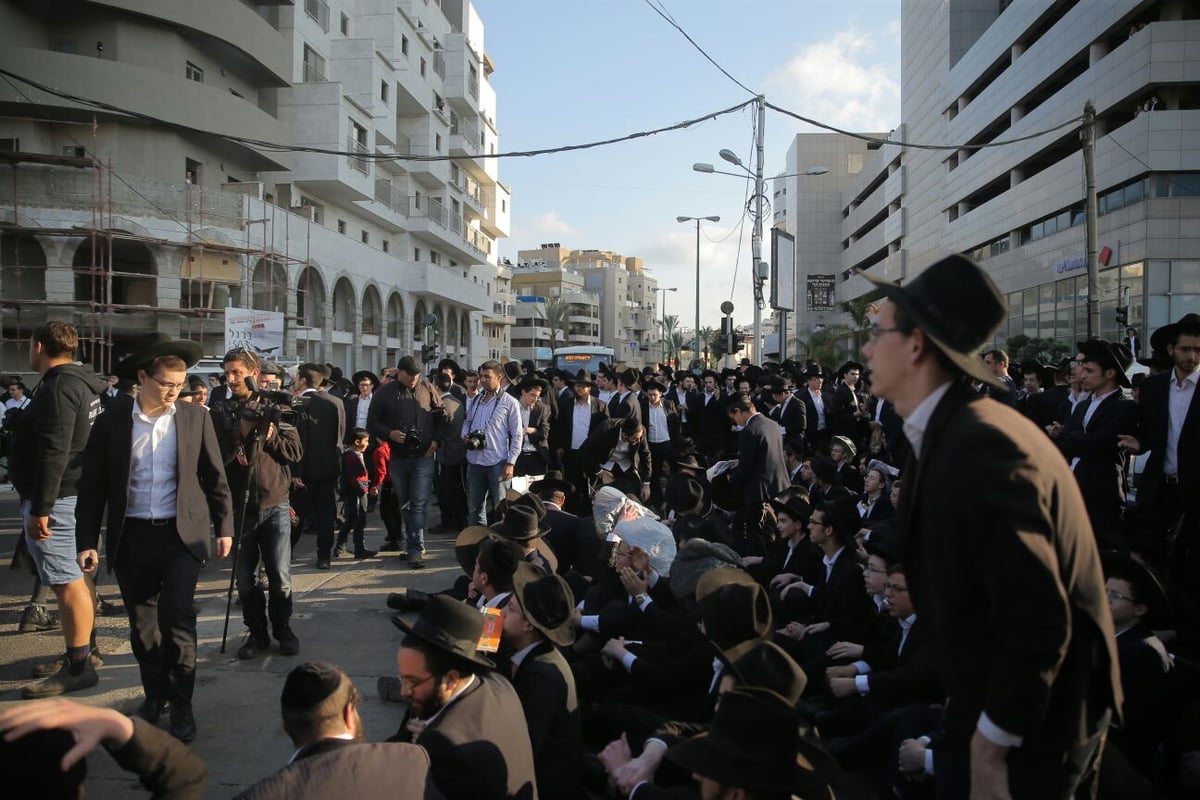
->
[537, 296, 570, 362]
[700, 326, 719, 367]
[668, 330, 688, 369]
[659, 314, 679, 365]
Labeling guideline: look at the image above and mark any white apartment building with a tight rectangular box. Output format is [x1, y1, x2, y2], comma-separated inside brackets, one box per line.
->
[0, 0, 510, 374]
[778, 0, 1200, 356]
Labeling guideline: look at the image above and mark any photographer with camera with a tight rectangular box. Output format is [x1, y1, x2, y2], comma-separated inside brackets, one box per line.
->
[210, 348, 303, 660]
[463, 360, 523, 526]
[367, 355, 446, 569]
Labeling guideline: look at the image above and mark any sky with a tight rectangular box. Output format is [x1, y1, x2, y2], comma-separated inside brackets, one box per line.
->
[473, 0, 901, 331]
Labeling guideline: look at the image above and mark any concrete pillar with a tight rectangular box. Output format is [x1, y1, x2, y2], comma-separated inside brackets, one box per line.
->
[1011, 105, 1025, 126]
[1010, 167, 1024, 188]
[1089, 41, 1109, 67]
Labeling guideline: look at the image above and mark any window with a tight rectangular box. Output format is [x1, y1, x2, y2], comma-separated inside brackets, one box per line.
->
[302, 45, 326, 82]
[414, 247, 422, 261]
[420, 57, 427, 77]
[340, 12, 349, 35]
[431, 252, 440, 265]
[401, 36, 409, 56]
[186, 62, 204, 83]
[382, 240, 390, 253]
[501, 199, 507, 213]
[435, 133, 442, 152]
[337, 219, 347, 234]
[361, 230, 369, 244]
[185, 158, 202, 185]
[0, 138, 18, 152]
[62, 145, 86, 158]
[305, 0, 330, 32]
[381, 79, 389, 103]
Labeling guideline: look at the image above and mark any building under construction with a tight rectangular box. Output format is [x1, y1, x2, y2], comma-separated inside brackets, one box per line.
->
[0, 0, 510, 376]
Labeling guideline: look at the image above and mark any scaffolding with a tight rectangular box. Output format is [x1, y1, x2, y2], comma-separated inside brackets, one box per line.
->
[0, 119, 314, 374]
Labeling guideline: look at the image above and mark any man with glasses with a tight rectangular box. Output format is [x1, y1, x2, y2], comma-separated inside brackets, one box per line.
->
[460, 360, 522, 527]
[210, 348, 304, 660]
[860, 255, 1117, 800]
[76, 334, 233, 741]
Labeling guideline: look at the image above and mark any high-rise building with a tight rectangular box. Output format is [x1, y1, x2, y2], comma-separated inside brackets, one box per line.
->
[777, 0, 1200, 357]
[0, 0, 509, 374]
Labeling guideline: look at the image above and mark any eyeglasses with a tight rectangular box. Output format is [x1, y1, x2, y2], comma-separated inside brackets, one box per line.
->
[865, 565, 888, 575]
[1106, 588, 1134, 603]
[867, 324, 902, 342]
[398, 673, 437, 692]
[809, 518, 827, 528]
[147, 375, 187, 392]
[883, 583, 908, 594]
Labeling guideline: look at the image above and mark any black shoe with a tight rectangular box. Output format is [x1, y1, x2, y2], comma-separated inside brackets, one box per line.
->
[22, 658, 99, 699]
[408, 554, 425, 570]
[97, 597, 125, 617]
[237, 628, 271, 660]
[333, 545, 349, 558]
[353, 549, 378, 560]
[274, 625, 300, 656]
[169, 703, 196, 742]
[315, 558, 331, 570]
[379, 541, 402, 553]
[386, 589, 430, 612]
[133, 696, 167, 725]
[18, 603, 60, 632]
[31, 650, 103, 678]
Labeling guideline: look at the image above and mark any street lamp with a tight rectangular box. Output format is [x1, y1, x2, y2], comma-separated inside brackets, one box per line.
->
[676, 215, 720, 365]
[655, 286, 678, 365]
[694, 154, 828, 359]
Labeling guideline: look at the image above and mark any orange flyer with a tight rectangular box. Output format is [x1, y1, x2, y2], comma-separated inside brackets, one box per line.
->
[478, 607, 503, 653]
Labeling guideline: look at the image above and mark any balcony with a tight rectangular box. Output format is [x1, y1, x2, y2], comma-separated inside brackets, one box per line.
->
[408, 197, 477, 263]
[346, 136, 369, 175]
[450, 114, 480, 157]
[353, 176, 409, 231]
[374, 178, 408, 214]
[304, 0, 330, 32]
[465, 227, 493, 260]
[433, 51, 446, 80]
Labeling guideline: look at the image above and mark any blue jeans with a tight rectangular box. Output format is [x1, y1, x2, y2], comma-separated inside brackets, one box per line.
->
[22, 497, 82, 586]
[235, 502, 293, 630]
[466, 461, 507, 526]
[389, 455, 435, 552]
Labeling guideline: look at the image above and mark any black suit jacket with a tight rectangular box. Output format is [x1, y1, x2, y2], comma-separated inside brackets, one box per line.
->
[511, 642, 582, 800]
[806, 549, 876, 643]
[417, 671, 538, 800]
[342, 394, 371, 444]
[1058, 390, 1137, 543]
[768, 394, 806, 453]
[580, 418, 653, 482]
[800, 389, 835, 448]
[899, 381, 1121, 748]
[520, 400, 552, 464]
[608, 390, 642, 425]
[859, 617, 943, 706]
[552, 395, 608, 454]
[238, 740, 440, 800]
[829, 382, 867, 442]
[687, 391, 727, 455]
[730, 412, 790, 505]
[296, 390, 345, 483]
[108, 717, 208, 800]
[76, 396, 234, 565]
[1131, 369, 1200, 506]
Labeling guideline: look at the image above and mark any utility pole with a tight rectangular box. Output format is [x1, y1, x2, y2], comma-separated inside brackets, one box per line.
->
[1082, 101, 1099, 338]
[751, 95, 766, 363]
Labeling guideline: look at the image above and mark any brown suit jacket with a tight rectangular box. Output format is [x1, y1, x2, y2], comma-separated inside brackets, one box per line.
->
[236, 740, 442, 800]
[899, 381, 1120, 749]
[76, 395, 234, 565]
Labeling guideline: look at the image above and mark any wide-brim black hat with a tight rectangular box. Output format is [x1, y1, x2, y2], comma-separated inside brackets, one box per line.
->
[674, 452, 707, 472]
[1150, 312, 1200, 354]
[529, 472, 575, 497]
[571, 369, 596, 388]
[810, 455, 838, 485]
[862, 254, 1007, 389]
[837, 360, 865, 378]
[390, 595, 496, 670]
[769, 492, 812, 523]
[864, 529, 902, 565]
[724, 641, 808, 706]
[454, 526, 493, 575]
[1077, 339, 1133, 387]
[666, 474, 710, 517]
[700, 369, 721, 382]
[667, 689, 817, 795]
[491, 503, 550, 542]
[114, 333, 203, 380]
[512, 562, 576, 647]
[351, 370, 379, 388]
[1101, 550, 1172, 629]
[801, 363, 824, 380]
[696, 568, 773, 664]
[642, 379, 668, 394]
[1137, 351, 1173, 370]
[709, 472, 741, 512]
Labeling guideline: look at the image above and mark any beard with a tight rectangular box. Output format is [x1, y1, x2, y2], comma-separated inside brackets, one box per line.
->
[411, 690, 446, 721]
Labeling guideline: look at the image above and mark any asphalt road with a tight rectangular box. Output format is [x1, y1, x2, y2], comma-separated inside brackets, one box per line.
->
[0, 485, 461, 797]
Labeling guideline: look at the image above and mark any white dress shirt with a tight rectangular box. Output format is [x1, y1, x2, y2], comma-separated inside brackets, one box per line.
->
[809, 389, 827, 430]
[646, 403, 669, 443]
[571, 401, 592, 449]
[1164, 367, 1199, 476]
[127, 398, 179, 519]
[1069, 388, 1119, 473]
[901, 382, 954, 455]
[354, 393, 372, 430]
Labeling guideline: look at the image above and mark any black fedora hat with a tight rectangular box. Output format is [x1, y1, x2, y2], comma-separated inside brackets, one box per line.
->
[351, 370, 379, 388]
[769, 492, 812, 523]
[571, 369, 596, 388]
[667, 689, 807, 794]
[617, 367, 640, 389]
[529, 471, 575, 497]
[696, 567, 773, 663]
[642, 379, 668, 394]
[512, 562, 576, 647]
[454, 526, 494, 575]
[836, 360, 865, 378]
[1149, 312, 1200, 354]
[673, 452, 707, 472]
[390, 595, 496, 670]
[491, 503, 550, 542]
[725, 640, 808, 705]
[114, 333, 203, 380]
[1077, 339, 1134, 388]
[862, 253, 1007, 388]
[700, 369, 720, 382]
[666, 475, 710, 517]
[810, 454, 838, 485]
[1101, 550, 1172, 629]
[864, 529, 902, 565]
[1137, 351, 1173, 371]
[708, 472, 741, 513]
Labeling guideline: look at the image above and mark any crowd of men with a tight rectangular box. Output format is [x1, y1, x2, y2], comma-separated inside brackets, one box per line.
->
[3, 253, 1200, 799]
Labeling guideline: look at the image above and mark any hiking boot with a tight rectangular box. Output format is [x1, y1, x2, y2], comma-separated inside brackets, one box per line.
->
[132, 696, 167, 725]
[22, 658, 99, 699]
[386, 589, 430, 612]
[18, 603, 60, 633]
[274, 625, 300, 656]
[377, 675, 404, 703]
[237, 628, 271, 660]
[169, 702, 196, 742]
[31, 649, 103, 678]
[353, 549, 378, 560]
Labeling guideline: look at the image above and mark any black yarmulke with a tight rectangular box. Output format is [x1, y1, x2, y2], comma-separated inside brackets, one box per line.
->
[281, 661, 344, 709]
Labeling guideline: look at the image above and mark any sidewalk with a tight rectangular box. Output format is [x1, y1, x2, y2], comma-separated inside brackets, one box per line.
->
[0, 485, 459, 797]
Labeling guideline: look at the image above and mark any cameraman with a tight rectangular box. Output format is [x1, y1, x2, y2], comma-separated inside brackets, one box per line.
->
[210, 348, 303, 660]
[367, 355, 445, 569]
[462, 360, 523, 526]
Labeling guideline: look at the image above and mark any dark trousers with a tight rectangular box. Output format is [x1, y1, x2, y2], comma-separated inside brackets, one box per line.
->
[300, 476, 338, 560]
[379, 480, 403, 543]
[235, 503, 293, 632]
[647, 441, 673, 509]
[561, 450, 592, 515]
[113, 521, 202, 705]
[336, 492, 367, 551]
[434, 461, 467, 529]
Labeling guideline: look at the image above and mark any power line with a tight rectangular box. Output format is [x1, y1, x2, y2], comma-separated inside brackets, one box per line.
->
[640, 0, 758, 98]
[765, 100, 1084, 151]
[725, 108, 758, 300]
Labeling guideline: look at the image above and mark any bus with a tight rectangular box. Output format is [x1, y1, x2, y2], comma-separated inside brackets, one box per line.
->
[553, 346, 615, 377]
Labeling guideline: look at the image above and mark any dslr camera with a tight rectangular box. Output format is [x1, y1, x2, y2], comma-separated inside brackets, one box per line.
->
[465, 429, 487, 451]
[400, 425, 423, 451]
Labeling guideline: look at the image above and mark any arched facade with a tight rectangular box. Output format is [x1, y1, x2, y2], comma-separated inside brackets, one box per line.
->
[250, 256, 289, 314]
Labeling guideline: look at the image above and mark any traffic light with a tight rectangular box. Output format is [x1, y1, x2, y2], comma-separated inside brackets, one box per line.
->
[734, 334, 746, 353]
[421, 343, 437, 363]
[1115, 306, 1129, 326]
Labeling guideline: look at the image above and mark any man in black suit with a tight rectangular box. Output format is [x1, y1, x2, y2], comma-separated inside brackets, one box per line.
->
[514, 378, 551, 477]
[1058, 340, 1138, 552]
[552, 373, 608, 508]
[239, 661, 436, 800]
[687, 370, 726, 461]
[503, 564, 582, 800]
[1120, 313, 1200, 572]
[531, 473, 585, 574]
[766, 377, 806, 456]
[639, 380, 680, 509]
[291, 363, 345, 569]
[829, 360, 869, 448]
[861, 254, 1119, 799]
[608, 367, 642, 426]
[392, 596, 538, 800]
[580, 417, 653, 502]
[76, 340, 234, 742]
[982, 348, 1020, 407]
[799, 364, 834, 455]
[726, 392, 790, 556]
